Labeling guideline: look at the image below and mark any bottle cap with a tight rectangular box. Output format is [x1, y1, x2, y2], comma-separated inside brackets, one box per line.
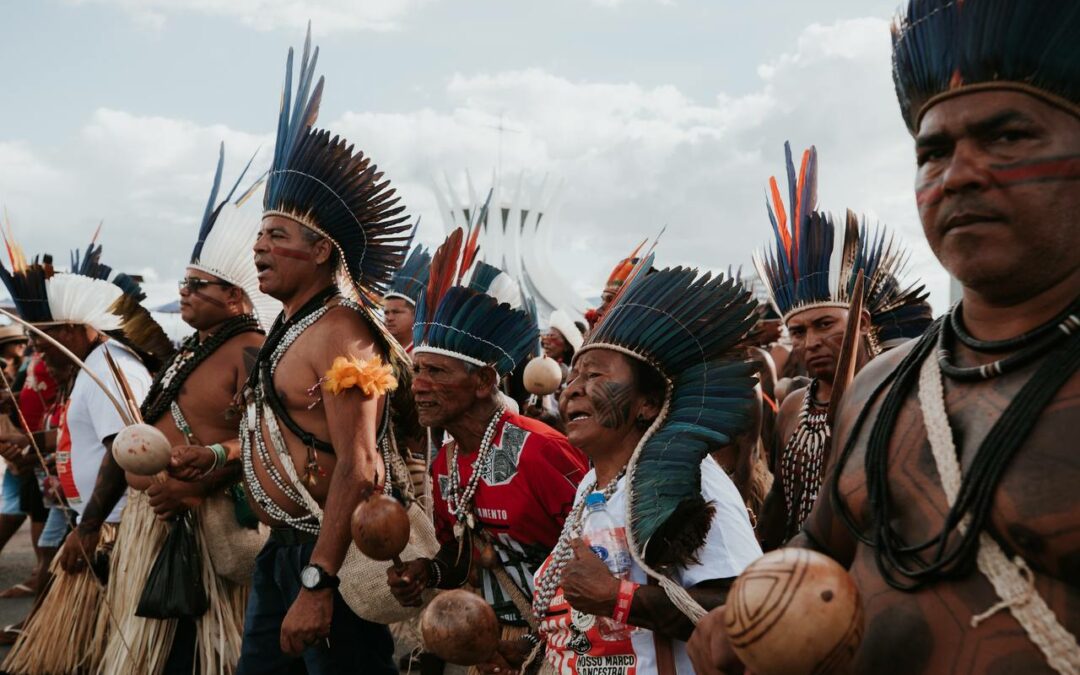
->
[585, 492, 606, 509]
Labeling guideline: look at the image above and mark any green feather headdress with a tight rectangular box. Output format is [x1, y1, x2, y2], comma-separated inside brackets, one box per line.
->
[578, 263, 758, 595]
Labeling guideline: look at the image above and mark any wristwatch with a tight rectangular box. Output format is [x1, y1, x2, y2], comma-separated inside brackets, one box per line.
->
[300, 564, 340, 591]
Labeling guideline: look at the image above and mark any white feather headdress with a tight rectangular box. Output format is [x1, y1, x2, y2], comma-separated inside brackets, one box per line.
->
[45, 274, 124, 332]
[188, 144, 281, 330]
[548, 308, 584, 353]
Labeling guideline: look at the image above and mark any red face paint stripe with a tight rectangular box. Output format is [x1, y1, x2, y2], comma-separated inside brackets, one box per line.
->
[989, 156, 1080, 187]
[271, 246, 314, 261]
[916, 182, 944, 207]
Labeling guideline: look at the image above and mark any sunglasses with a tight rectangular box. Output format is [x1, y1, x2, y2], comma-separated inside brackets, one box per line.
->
[178, 278, 233, 293]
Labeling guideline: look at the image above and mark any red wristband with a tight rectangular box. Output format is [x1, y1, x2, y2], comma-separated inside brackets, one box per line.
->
[612, 579, 637, 624]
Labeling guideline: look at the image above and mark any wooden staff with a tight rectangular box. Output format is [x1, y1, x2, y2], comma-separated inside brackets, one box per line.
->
[0, 307, 133, 424]
[826, 271, 866, 427]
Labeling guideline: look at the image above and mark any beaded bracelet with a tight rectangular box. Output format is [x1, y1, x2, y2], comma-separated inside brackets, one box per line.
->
[426, 558, 444, 589]
[209, 443, 228, 471]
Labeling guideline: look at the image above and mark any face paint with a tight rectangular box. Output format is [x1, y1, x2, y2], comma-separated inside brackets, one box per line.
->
[916, 180, 944, 207]
[192, 289, 227, 309]
[590, 381, 634, 430]
[988, 152, 1080, 187]
[271, 246, 314, 261]
[917, 152, 1080, 208]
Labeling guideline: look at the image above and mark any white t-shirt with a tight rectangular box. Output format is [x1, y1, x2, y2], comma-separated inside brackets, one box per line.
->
[536, 455, 762, 675]
[62, 342, 150, 523]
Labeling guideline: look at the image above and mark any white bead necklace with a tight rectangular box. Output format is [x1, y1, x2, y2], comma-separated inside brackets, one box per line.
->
[445, 406, 505, 537]
[532, 468, 626, 620]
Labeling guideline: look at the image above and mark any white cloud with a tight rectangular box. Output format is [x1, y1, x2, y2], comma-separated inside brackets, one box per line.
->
[325, 17, 945, 307]
[70, 0, 433, 33]
[2, 15, 949, 317]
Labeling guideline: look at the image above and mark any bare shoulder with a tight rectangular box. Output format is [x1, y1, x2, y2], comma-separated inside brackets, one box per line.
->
[216, 329, 265, 357]
[299, 304, 379, 355]
[778, 384, 806, 420]
[833, 340, 917, 441]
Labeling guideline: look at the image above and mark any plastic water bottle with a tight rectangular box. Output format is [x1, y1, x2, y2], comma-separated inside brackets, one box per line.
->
[581, 492, 633, 640]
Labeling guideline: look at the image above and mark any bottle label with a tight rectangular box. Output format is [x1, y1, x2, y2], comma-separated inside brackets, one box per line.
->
[590, 545, 609, 562]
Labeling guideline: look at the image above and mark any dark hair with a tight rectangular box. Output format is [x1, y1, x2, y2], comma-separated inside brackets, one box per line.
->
[560, 342, 575, 365]
[630, 357, 666, 410]
[299, 225, 341, 269]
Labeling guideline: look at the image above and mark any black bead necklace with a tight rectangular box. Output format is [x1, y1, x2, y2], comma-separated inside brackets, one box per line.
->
[937, 299, 1080, 382]
[141, 313, 262, 424]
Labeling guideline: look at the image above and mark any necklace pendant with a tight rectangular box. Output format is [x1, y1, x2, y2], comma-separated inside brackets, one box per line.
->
[304, 447, 320, 487]
[453, 522, 465, 539]
[466, 513, 476, 531]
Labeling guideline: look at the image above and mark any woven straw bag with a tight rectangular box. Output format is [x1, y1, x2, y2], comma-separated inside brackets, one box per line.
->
[291, 442, 439, 624]
[336, 496, 438, 623]
[199, 491, 269, 585]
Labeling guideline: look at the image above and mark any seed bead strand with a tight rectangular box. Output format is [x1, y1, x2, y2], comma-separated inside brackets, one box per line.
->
[240, 301, 332, 535]
[446, 407, 505, 529]
[532, 469, 626, 620]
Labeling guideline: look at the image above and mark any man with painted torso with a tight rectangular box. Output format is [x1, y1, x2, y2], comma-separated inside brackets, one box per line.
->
[689, 2, 1080, 672]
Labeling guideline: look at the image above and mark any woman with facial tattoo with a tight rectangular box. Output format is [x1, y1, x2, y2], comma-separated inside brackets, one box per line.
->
[477, 264, 762, 675]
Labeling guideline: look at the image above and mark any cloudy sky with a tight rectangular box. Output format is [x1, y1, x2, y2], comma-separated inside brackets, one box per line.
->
[0, 0, 950, 314]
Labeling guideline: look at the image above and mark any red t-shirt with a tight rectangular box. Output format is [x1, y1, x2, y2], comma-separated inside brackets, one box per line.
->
[17, 356, 58, 433]
[431, 410, 587, 624]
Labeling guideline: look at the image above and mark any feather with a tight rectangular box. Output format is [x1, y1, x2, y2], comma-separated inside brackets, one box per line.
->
[458, 189, 491, 283]
[583, 266, 758, 567]
[891, 0, 1079, 132]
[424, 228, 463, 328]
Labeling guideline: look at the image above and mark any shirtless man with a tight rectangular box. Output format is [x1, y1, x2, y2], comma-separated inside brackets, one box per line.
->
[755, 143, 932, 550]
[757, 301, 869, 549]
[237, 29, 412, 674]
[105, 163, 273, 673]
[689, 2, 1080, 672]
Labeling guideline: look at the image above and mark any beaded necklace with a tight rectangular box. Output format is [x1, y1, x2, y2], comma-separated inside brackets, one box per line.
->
[937, 301, 1080, 381]
[141, 314, 262, 424]
[779, 378, 830, 538]
[241, 287, 338, 534]
[532, 468, 626, 620]
[950, 298, 1080, 353]
[445, 406, 505, 538]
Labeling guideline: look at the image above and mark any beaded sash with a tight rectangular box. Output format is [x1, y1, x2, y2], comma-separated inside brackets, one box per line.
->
[241, 298, 395, 534]
[241, 303, 332, 534]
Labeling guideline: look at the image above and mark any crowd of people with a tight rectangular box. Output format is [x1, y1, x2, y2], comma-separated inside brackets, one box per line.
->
[0, 0, 1076, 673]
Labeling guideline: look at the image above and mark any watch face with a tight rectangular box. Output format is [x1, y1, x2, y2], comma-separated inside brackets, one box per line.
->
[301, 566, 321, 589]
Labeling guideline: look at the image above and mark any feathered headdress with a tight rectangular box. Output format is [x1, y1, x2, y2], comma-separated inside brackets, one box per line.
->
[604, 241, 648, 293]
[468, 260, 522, 309]
[188, 143, 280, 329]
[580, 264, 758, 578]
[0, 228, 172, 369]
[385, 244, 431, 307]
[548, 308, 584, 354]
[262, 24, 413, 307]
[892, 0, 1080, 133]
[753, 142, 932, 351]
[412, 228, 538, 376]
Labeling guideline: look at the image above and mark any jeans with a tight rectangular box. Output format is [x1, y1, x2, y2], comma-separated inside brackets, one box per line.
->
[38, 506, 72, 548]
[1, 469, 22, 515]
[236, 533, 396, 675]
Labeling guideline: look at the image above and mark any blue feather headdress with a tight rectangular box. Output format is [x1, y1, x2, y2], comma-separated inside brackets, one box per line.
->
[580, 264, 759, 570]
[385, 244, 431, 307]
[892, 0, 1080, 133]
[262, 25, 413, 307]
[753, 142, 932, 351]
[412, 228, 538, 376]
